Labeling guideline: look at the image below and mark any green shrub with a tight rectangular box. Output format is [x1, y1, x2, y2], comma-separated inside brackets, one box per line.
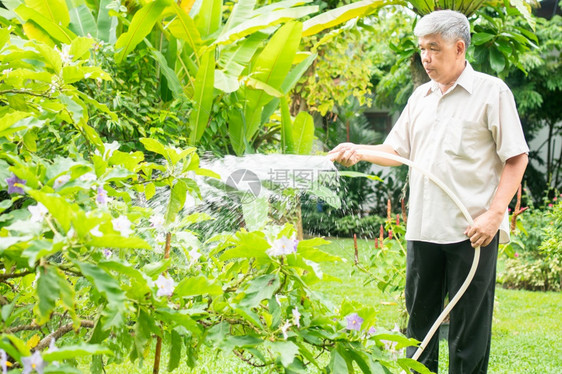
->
[303, 211, 386, 238]
[500, 195, 562, 291]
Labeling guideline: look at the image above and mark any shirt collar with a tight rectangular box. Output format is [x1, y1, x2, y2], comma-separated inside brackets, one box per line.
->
[425, 61, 474, 96]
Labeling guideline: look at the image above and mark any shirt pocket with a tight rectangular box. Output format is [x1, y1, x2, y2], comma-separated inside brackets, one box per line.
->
[443, 118, 490, 160]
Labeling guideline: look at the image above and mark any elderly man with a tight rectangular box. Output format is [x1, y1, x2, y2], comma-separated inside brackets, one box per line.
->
[329, 10, 528, 374]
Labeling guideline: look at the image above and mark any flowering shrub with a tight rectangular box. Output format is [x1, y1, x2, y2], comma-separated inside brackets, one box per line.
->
[500, 195, 562, 291]
[0, 26, 431, 374]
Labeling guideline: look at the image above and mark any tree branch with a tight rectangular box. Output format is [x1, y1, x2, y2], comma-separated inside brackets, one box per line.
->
[5, 323, 43, 334]
[0, 270, 35, 281]
[34, 320, 95, 352]
[0, 89, 51, 98]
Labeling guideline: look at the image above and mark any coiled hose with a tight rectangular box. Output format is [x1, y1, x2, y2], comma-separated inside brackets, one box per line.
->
[353, 150, 481, 362]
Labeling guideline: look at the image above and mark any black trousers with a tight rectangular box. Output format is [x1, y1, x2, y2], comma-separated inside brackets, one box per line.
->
[405, 236, 498, 374]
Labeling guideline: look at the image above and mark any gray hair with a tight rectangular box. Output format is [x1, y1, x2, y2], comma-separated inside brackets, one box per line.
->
[414, 10, 471, 48]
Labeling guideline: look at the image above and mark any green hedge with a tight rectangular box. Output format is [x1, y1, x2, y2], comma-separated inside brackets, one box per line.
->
[303, 211, 386, 238]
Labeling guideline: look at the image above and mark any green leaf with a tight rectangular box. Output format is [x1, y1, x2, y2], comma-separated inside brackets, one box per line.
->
[140, 137, 168, 158]
[220, 32, 267, 78]
[244, 21, 302, 140]
[397, 357, 433, 374]
[114, 0, 169, 64]
[194, 0, 222, 38]
[35, 266, 60, 324]
[214, 69, 239, 93]
[142, 258, 172, 278]
[472, 32, 495, 46]
[246, 77, 284, 97]
[156, 308, 202, 337]
[489, 47, 506, 72]
[214, 6, 317, 46]
[280, 96, 294, 153]
[26, 189, 75, 233]
[15, 4, 76, 43]
[228, 108, 246, 156]
[27, 0, 70, 26]
[281, 52, 316, 94]
[165, 179, 188, 224]
[0, 111, 31, 138]
[42, 344, 112, 362]
[188, 46, 215, 144]
[68, 3, 97, 38]
[169, 2, 202, 56]
[327, 344, 351, 373]
[174, 275, 222, 297]
[96, 0, 118, 43]
[220, 231, 270, 260]
[268, 340, 299, 367]
[302, 0, 384, 37]
[168, 329, 183, 371]
[239, 274, 280, 308]
[69, 35, 95, 61]
[292, 111, 314, 155]
[87, 235, 151, 249]
[509, 0, 535, 31]
[224, 0, 256, 31]
[23, 240, 63, 267]
[134, 308, 156, 355]
[78, 262, 126, 329]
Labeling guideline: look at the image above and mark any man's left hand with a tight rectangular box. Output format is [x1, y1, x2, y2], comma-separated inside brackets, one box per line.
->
[464, 210, 503, 248]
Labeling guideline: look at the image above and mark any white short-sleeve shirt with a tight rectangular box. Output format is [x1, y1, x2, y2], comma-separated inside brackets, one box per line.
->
[384, 62, 529, 244]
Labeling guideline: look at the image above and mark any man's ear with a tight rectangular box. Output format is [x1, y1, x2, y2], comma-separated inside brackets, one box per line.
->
[456, 40, 466, 56]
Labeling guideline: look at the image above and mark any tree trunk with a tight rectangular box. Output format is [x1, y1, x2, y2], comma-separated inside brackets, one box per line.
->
[410, 52, 430, 89]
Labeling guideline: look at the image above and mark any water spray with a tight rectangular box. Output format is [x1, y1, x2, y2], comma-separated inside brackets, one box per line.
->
[200, 151, 479, 361]
[335, 149, 481, 362]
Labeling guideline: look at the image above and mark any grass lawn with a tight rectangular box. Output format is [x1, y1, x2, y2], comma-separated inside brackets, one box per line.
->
[98, 237, 561, 373]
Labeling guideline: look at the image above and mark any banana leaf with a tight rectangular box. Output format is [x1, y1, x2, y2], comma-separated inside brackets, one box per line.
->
[28, 0, 70, 26]
[188, 46, 216, 144]
[96, 0, 118, 43]
[168, 2, 202, 61]
[302, 0, 385, 37]
[292, 111, 314, 155]
[243, 21, 302, 141]
[114, 0, 170, 64]
[193, 0, 222, 39]
[68, 3, 97, 38]
[15, 5, 76, 43]
[214, 6, 317, 46]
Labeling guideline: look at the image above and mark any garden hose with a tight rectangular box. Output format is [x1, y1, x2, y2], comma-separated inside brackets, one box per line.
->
[340, 149, 481, 362]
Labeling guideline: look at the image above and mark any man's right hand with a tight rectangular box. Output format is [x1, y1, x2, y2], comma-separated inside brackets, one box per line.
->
[328, 142, 362, 167]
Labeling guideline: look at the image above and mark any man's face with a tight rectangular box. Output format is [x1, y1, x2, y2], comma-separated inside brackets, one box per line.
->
[418, 34, 462, 84]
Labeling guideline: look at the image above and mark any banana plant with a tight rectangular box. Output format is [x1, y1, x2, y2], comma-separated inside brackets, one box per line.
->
[6, 0, 393, 155]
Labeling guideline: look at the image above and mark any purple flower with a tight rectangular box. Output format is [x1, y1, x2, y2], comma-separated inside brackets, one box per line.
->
[6, 174, 26, 194]
[267, 236, 298, 256]
[155, 274, 175, 297]
[103, 249, 112, 259]
[345, 313, 364, 331]
[96, 185, 108, 205]
[1, 349, 9, 374]
[21, 351, 47, 374]
[367, 326, 377, 335]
